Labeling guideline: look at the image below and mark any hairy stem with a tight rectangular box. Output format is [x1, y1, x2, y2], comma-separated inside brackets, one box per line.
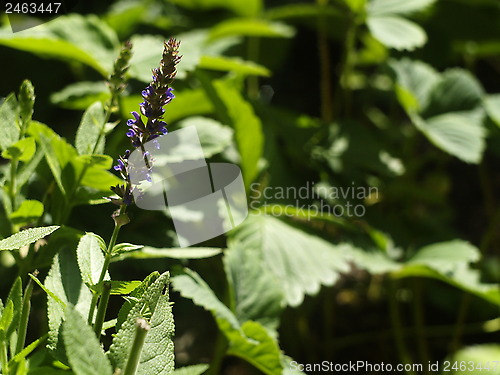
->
[94, 281, 112, 337]
[123, 318, 150, 375]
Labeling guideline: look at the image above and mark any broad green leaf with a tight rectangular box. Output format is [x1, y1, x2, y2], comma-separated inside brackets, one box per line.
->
[411, 110, 486, 164]
[109, 272, 171, 371]
[9, 200, 44, 226]
[62, 307, 113, 375]
[76, 233, 110, 287]
[45, 249, 92, 355]
[209, 19, 294, 40]
[484, 94, 500, 127]
[230, 214, 351, 306]
[0, 93, 20, 150]
[349, 247, 401, 274]
[368, 0, 436, 16]
[367, 15, 426, 50]
[172, 268, 241, 331]
[224, 243, 285, 331]
[449, 344, 500, 374]
[172, 365, 210, 375]
[169, 0, 262, 17]
[50, 81, 111, 110]
[422, 69, 484, 118]
[0, 14, 119, 76]
[1, 137, 35, 161]
[38, 135, 66, 195]
[113, 246, 222, 260]
[137, 292, 175, 375]
[0, 226, 59, 251]
[225, 320, 283, 375]
[214, 81, 263, 188]
[75, 102, 106, 155]
[176, 117, 233, 158]
[389, 58, 439, 113]
[199, 55, 270, 76]
[78, 159, 122, 191]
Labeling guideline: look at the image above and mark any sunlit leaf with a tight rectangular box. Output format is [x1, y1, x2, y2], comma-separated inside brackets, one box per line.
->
[0, 226, 59, 251]
[367, 15, 426, 50]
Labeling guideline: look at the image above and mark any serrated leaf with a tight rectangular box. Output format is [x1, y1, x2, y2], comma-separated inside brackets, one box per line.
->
[172, 364, 210, 375]
[0, 93, 20, 150]
[367, 15, 426, 50]
[116, 272, 160, 332]
[368, 0, 436, 16]
[50, 81, 111, 110]
[225, 320, 283, 375]
[76, 233, 110, 287]
[230, 215, 351, 306]
[209, 18, 294, 40]
[75, 101, 106, 155]
[0, 226, 59, 251]
[62, 307, 113, 375]
[10, 200, 44, 226]
[484, 94, 500, 127]
[213, 81, 263, 188]
[411, 110, 486, 164]
[109, 272, 171, 371]
[137, 293, 175, 375]
[45, 249, 92, 356]
[224, 243, 285, 331]
[1, 137, 36, 162]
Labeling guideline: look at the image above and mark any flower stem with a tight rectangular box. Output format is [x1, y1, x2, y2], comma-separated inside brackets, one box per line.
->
[123, 318, 150, 375]
[15, 271, 36, 354]
[94, 281, 112, 337]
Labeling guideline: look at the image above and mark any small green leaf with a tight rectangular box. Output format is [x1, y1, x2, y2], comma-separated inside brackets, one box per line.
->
[29, 273, 65, 307]
[1, 137, 36, 161]
[50, 81, 111, 110]
[10, 200, 44, 226]
[91, 281, 141, 295]
[76, 233, 110, 287]
[62, 307, 113, 375]
[114, 246, 223, 260]
[0, 300, 14, 332]
[0, 93, 20, 151]
[367, 15, 427, 51]
[75, 101, 106, 155]
[109, 272, 172, 372]
[111, 242, 144, 256]
[6, 277, 22, 339]
[0, 226, 59, 251]
[9, 335, 46, 365]
[172, 365, 210, 375]
[209, 18, 295, 40]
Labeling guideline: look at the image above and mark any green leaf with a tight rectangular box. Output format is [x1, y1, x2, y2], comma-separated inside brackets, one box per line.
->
[368, 0, 436, 16]
[44, 249, 92, 356]
[111, 242, 144, 256]
[225, 320, 283, 375]
[76, 233, 110, 287]
[230, 215, 351, 306]
[209, 19, 295, 40]
[62, 307, 113, 375]
[0, 226, 59, 251]
[389, 58, 439, 113]
[136, 292, 175, 375]
[367, 15, 427, 50]
[0, 300, 14, 332]
[1, 137, 36, 162]
[5, 277, 22, 338]
[75, 102, 106, 155]
[199, 55, 270, 77]
[214, 81, 263, 188]
[114, 246, 223, 261]
[484, 94, 500, 128]
[411, 110, 486, 164]
[172, 364, 210, 375]
[449, 344, 500, 374]
[109, 272, 172, 371]
[0, 93, 20, 151]
[0, 14, 119, 76]
[169, 0, 262, 17]
[9, 334, 46, 365]
[224, 243, 285, 331]
[109, 281, 141, 295]
[116, 271, 160, 332]
[9, 200, 44, 226]
[172, 268, 241, 331]
[50, 81, 111, 110]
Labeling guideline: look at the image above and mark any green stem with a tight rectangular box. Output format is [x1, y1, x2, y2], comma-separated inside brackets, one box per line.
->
[123, 318, 150, 375]
[388, 278, 415, 375]
[206, 331, 227, 375]
[413, 279, 430, 374]
[0, 332, 8, 375]
[94, 281, 112, 337]
[8, 159, 19, 214]
[15, 272, 36, 354]
[88, 205, 126, 325]
[450, 293, 471, 353]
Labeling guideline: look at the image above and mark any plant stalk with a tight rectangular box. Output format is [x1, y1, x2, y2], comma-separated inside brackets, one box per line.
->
[123, 318, 150, 375]
[94, 281, 112, 337]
